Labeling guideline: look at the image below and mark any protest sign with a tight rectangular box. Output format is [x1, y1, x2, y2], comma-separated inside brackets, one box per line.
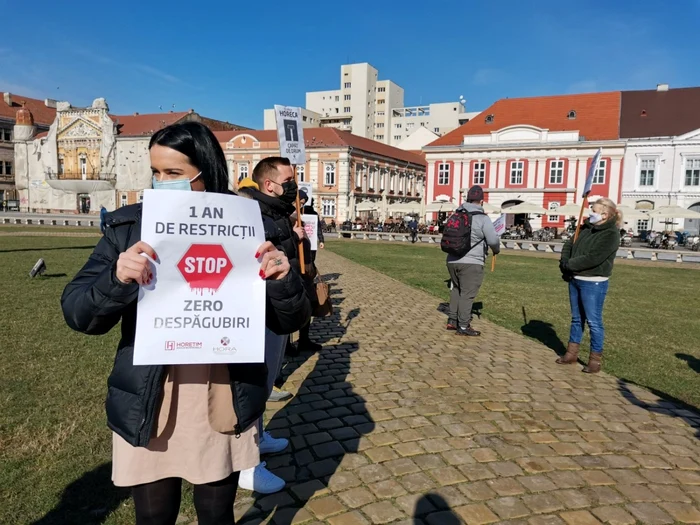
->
[492, 214, 506, 236]
[133, 190, 266, 365]
[302, 214, 318, 251]
[274, 105, 306, 165]
[298, 181, 313, 202]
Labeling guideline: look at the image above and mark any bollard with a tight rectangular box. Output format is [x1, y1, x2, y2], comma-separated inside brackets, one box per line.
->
[677, 253, 683, 263]
[627, 250, 634, 259]
[651, 251, 658, 261]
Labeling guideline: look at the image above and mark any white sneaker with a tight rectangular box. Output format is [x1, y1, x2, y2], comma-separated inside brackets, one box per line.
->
[259, 431, 289, 455]
[238, 462, 286, 494]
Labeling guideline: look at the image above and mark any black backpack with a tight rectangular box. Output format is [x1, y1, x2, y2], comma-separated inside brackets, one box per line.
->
[440, 209, 485, 257]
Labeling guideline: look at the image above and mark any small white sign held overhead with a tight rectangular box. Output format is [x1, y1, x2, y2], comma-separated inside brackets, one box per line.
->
[298, 181, 313, 202]
[274, 105, 306, 165]
[302, 214, 319, 251]
[492, 214, 506, 237]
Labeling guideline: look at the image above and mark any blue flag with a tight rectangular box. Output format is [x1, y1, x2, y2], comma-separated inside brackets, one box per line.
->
[583, 148, 602, 197]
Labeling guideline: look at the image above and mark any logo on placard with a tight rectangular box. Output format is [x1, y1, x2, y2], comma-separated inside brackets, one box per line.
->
[165, 341, 203, 350]
[177, 244, 234, 294]
[213, 339, 237, 355]
[165, 341, 175, 351]
[221, 337, 230, 346]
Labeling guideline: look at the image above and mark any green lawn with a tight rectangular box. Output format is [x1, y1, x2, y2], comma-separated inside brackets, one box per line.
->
[326, 240, 700, 410]
[0, 236, 196, 524]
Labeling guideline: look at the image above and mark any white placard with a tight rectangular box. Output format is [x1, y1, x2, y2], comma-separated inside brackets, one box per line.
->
[493, 214, 506, 236]
[302, 214, 318, 251]
[134, 190, 266, 365]
[274, 105, 306, 164]
[298, 181, 313, 202]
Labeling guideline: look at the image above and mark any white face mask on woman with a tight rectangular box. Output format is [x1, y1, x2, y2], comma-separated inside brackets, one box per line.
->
[589, 212, 603, 224]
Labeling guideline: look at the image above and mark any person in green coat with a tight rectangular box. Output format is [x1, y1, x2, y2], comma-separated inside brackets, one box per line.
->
[556, 198, 622, 373]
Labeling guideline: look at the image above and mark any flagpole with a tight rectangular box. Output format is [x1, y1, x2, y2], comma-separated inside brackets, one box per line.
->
[573, 197, 587, 243]
[293, 164, 305, 274]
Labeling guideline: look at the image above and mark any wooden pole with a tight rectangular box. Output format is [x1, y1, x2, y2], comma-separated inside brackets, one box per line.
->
[491, 254, 496, 272]
[573, 197, 588, 243]
[293, 165, 305, 274]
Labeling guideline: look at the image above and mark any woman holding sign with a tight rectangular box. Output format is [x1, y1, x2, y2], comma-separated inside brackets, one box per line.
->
[61, 122, 310, 525]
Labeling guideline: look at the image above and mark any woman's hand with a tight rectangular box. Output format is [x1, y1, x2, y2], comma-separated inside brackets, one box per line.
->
[116, 241, 156, 285]
[256, 241, 290, 281]
[293, 225, 306, 241]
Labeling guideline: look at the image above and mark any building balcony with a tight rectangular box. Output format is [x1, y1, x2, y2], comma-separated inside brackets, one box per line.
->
[0, 175, 14, 184]
[45, 171, 116, 192]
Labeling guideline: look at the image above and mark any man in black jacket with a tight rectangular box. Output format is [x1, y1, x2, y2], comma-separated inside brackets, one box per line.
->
[245, 157, 322, 354]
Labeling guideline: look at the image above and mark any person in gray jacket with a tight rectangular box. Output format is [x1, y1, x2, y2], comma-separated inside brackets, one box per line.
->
[446, 185, 500, 336]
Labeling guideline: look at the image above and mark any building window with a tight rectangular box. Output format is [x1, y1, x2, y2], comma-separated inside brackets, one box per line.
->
[567, 110, 577, 119]
[1, 128, 11, 142]
[378, 99, 385, 105]
[120, 194, 127, 207]
[434, 127, 439, 133]
[335, 96, 339, 101]
[685, 158, 700, 186]
[510, 161, 524, 184]
[344, 94, 351, 101]
[395, 123, 402, 129]
[485, 114, 494, 124]
[637, 218, 649, 232]
[375, 135, 384, 140]
[322, 198, 336, 217]
[406, 122, 414, 129]
[377, 111, 385, 117]
[473, 162, 486, 185]
[344, 107, 351, 113]
[548, 201, 560, 222]
[344, 82, 351, 88]
[139, 192, 144, 203]
[4, 161, 12, 175]
[79, 157, 87, 178]
[376, 122, 384, 128]
[593, 159, 606, 184]
[393, 135, 402, 141]
[438, 163, 451, 185]
[324, 163, 336, 186]
[549, 160, 564, 184]
[639, 158, 656, 186]
[377, 87, 386, 92]
[237, 162, 249, 182]
[297, 165, 305, 182]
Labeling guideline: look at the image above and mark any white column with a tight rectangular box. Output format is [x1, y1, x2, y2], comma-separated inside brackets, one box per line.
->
[338, 154, 350, 220]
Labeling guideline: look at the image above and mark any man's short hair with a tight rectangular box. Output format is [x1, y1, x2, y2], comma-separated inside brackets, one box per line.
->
[252, 156, 291, 186]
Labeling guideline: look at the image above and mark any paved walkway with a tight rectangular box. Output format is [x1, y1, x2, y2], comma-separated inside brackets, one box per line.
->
[232, 250, 700, 525]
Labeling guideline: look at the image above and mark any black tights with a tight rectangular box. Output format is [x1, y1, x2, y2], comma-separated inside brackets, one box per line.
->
[132, 472, 239, 525]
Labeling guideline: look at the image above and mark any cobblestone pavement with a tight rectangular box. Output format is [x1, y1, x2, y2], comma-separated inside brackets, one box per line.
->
[232, 250, 700, 525]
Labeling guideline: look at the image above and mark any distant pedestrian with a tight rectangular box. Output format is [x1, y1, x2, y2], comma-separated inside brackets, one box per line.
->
[408, 217, 418, 243]
[441, 185, 500, 336]
[557, 198, 622, 373]
[99, 205, 107, 233]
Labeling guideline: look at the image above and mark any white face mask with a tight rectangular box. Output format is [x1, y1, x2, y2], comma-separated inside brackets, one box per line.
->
[589, 212, 604, 224]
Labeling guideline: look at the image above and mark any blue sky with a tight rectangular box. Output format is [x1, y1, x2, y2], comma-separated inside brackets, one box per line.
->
[1, 0, 699, 128]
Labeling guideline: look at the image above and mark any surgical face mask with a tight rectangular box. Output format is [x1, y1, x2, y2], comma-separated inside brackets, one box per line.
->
[589, 212, 604, 224]
[152, 172, 201, 191]
[271, 179, 298, 204]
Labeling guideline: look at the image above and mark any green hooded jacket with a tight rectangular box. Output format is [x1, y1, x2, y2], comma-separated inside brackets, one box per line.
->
[561, 217, 620, 277]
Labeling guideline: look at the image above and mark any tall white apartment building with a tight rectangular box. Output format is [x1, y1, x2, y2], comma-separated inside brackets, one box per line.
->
[264, 63, 477, 146]
[305, 63, 404, 140]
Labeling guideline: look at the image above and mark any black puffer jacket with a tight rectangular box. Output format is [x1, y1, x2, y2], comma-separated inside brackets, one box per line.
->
[238, 188, 304, 274]
[61, 203, 311, 447]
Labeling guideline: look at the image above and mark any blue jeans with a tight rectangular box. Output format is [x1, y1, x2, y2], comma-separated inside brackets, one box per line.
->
[568, 279, 609, 353]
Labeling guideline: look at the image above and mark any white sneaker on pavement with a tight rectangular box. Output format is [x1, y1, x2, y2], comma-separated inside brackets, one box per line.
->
[238, 462, 286, 494]
[259, 431, 289, 455]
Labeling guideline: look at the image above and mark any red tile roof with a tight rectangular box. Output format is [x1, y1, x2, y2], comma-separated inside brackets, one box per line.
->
[111, 111, 190, 136]
[620, 87, 700, 138]
[428, 91, 621, 147]
[215, 128, 426, 166]
[0, 92, 56, 125]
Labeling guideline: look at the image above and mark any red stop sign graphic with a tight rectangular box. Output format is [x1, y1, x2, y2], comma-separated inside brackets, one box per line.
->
[177, 244, 234, 294]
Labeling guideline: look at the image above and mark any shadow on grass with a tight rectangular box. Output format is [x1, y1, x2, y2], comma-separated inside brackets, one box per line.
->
[520, 306, 568, 357]
[676, 353, 700, 374]
[617, 378, 700, 439]
[239, 343, 374, 525]
[31, 462, 129, 525]
[414, 493, 461, 524]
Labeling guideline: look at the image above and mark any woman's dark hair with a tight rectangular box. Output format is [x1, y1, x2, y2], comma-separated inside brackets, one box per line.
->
[149, 121, 230, 194]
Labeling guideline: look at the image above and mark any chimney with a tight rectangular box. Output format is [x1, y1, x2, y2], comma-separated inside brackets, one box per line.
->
[133, 112, 139, 116]
[3, 93, 11, 106]
[44, 99, 57, 109]
[657, 83, 669, 92]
